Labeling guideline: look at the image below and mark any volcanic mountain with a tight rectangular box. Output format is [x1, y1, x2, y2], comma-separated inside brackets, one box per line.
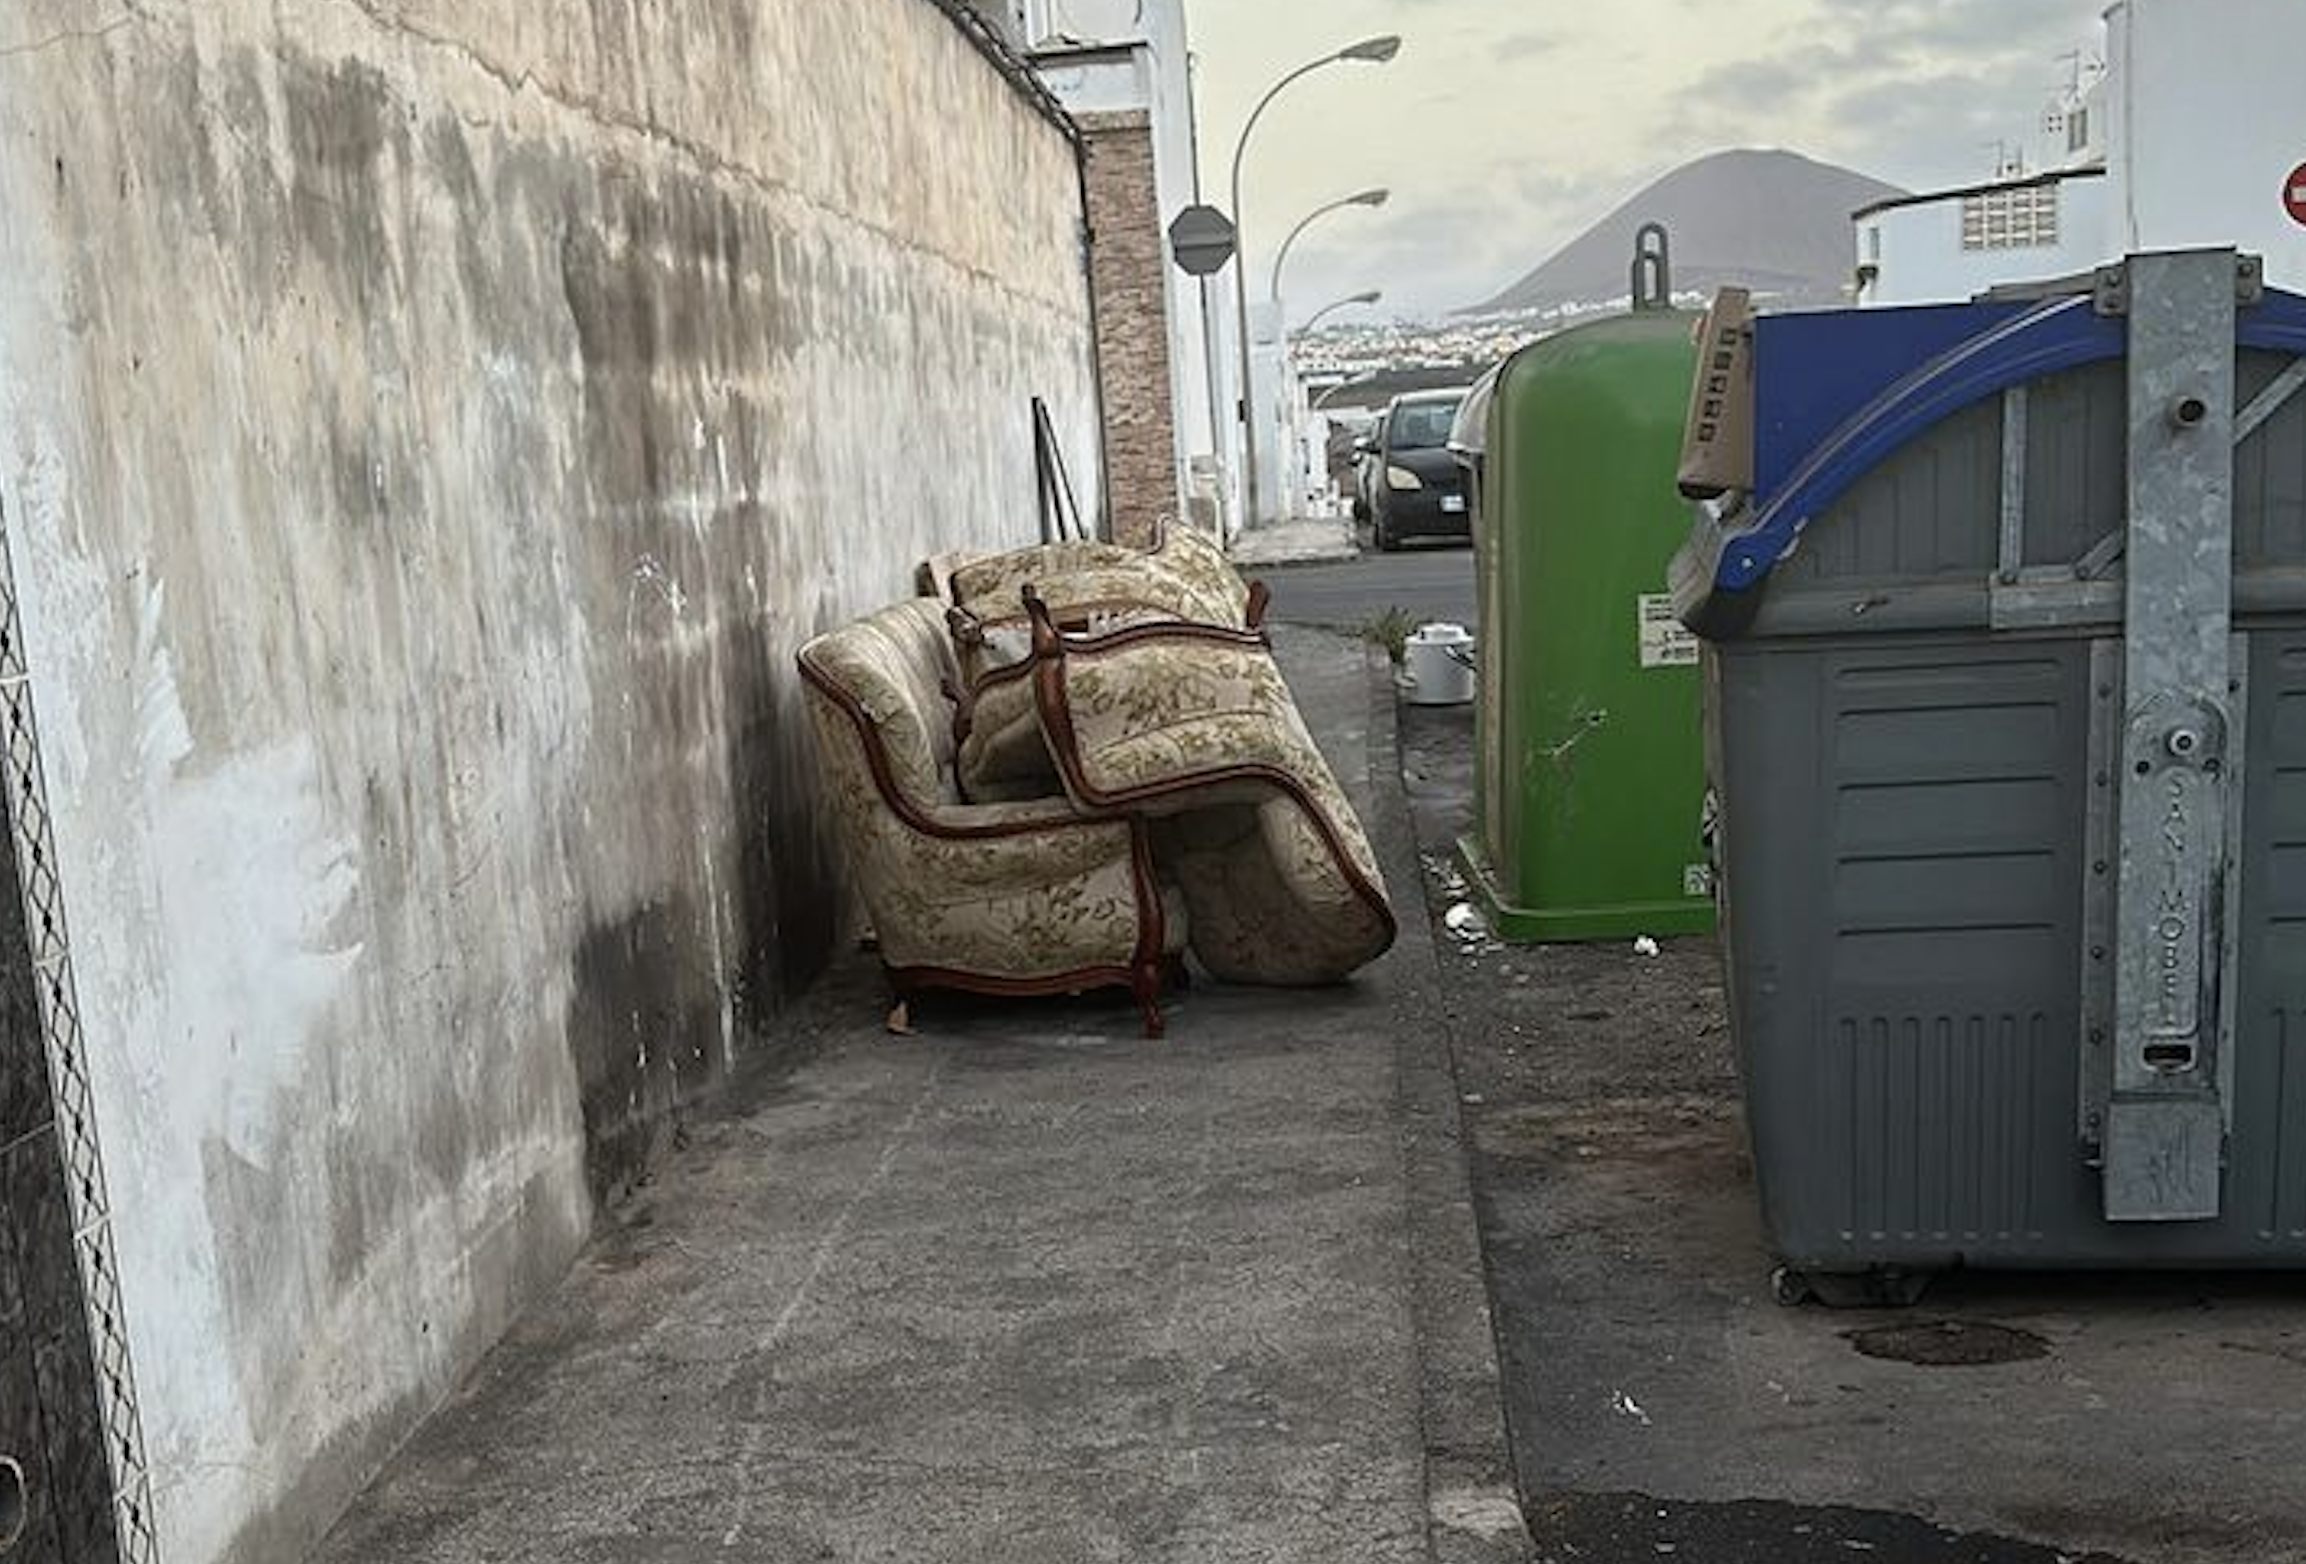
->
[1469, 147, 1904, 314]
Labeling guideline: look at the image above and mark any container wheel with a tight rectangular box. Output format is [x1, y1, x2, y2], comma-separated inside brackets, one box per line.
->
[1773, 1265, 1933, 1309]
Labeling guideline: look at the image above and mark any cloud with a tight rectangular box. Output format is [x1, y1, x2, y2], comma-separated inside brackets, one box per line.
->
[1274, 173, 1642, 315]
[1181, 0, 2113, 318]
[1662, 0, 2103, 189]
[1494, 31, 1556, 62]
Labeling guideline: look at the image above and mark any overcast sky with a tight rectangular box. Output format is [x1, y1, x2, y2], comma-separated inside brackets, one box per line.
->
[1179, 0, 2110, 321]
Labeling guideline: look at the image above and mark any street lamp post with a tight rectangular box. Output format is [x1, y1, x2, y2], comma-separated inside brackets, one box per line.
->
[1227, 34, 1400, 533]
[1268, 188, 1389, 312]
[1290, 289, 1382, 520]
[1296, 288, 1383, 339]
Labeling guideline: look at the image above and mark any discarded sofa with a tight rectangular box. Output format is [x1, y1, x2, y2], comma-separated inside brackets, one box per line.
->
[796, 595, 1186, 1036]
[795, 527, 1393, 1034]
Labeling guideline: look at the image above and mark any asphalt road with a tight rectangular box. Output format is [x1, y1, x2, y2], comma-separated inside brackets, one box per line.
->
[1397, 697, 2306, 1564]
[1257, 541, 1476, 635]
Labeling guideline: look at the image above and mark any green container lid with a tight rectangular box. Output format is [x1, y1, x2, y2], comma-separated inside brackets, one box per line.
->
[1460, 309, 1716, 941]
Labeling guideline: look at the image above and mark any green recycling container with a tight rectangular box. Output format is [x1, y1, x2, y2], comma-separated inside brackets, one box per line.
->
[1458, 309, 1715, 941]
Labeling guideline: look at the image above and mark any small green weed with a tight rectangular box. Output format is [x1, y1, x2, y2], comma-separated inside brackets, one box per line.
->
[1361, 605, 1416, 666]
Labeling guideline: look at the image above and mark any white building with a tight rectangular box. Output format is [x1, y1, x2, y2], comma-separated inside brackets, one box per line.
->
[1857, 0, 2306, 306]
[1025, 0, 1228, 536]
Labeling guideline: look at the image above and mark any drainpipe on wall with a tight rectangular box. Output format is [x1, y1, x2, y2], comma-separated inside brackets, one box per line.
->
[1073, 145, 1116, 542]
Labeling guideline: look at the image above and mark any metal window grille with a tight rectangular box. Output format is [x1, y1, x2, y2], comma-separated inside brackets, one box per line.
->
[1960, 184, 2062, 251]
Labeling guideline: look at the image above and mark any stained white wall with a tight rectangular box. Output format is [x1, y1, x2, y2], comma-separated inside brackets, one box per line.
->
[2106, 0, 2306, 281]
[0, 2, 1097, 1562]
[1859, 177, 2114, 306]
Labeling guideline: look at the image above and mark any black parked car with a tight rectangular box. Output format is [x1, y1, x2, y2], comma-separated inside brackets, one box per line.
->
[1360, 389, 1469, 551]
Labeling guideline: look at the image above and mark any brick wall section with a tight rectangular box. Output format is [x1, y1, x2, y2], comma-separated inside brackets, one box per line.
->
[1079, 110, 1179, 548]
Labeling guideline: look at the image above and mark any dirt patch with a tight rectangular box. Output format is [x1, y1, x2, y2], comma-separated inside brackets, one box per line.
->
[1845, 1320, 2052, 1368]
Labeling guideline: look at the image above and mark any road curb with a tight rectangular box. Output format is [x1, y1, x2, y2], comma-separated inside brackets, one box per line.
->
[1356, 640, 1534, 1564]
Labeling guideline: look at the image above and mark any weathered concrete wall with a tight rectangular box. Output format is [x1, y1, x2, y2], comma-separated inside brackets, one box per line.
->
[0, 2, 1098, 1562]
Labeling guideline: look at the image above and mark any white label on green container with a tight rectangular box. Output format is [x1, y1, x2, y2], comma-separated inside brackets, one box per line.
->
[1683, 863, 1714, 898]
[1638, 594, 1699, 669]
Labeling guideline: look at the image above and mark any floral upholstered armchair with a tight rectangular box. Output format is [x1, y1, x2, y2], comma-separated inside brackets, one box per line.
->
[1022, 592, 1397, 986]
[796, 596, 1187, 1035]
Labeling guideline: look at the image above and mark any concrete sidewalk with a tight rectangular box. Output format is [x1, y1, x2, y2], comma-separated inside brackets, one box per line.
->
[1226, 515, 1360, 567]
[312, 627, 1526, 1564]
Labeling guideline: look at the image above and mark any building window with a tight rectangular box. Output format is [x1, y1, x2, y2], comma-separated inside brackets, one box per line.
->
[1960, 184, 2061, 251]
[2067, 106, 2090, 154]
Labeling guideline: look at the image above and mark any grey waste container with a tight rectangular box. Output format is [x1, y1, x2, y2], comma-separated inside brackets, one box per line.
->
[1672, 249, 2306, 1302]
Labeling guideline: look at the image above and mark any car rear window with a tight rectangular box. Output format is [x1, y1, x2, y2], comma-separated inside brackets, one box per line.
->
[1390, 400, 1462, 451]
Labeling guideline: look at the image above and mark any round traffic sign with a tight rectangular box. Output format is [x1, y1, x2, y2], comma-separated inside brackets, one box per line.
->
[2285, 160, 2306, 228]
[1167, 203, 1237, 276]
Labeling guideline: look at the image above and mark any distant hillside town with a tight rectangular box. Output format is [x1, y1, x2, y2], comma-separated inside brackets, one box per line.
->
[1297, 146, 1903, 406]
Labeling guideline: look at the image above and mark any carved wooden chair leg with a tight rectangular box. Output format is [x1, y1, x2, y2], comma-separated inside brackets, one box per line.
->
[1132, 962, 1167, 1039]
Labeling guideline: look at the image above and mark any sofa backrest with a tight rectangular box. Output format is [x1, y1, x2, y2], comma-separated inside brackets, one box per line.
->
[796, 597, 962, 804]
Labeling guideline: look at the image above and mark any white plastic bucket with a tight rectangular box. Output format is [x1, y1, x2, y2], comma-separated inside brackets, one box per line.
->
[1402, 622, 1476, 706]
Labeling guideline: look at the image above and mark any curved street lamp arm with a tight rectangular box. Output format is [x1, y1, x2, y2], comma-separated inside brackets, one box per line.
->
[1270, 196, 1350, 306]
[1225, 36, 1401, 530]
[1268, 189, 1386, 307]
[1226, 55, 1338, 242]
[1296, 289, 1382, 337]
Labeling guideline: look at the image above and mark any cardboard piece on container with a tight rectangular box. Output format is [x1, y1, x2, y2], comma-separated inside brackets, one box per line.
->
[1677, 286, 1756, 500]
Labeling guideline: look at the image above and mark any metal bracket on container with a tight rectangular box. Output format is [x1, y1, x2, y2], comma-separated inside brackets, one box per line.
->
[2081, 642, 2252, 1169]
[1989, 384, 2130, 631]
[2093, 253, 2263, 318]
[2237, 355, 2306, 445]
[2096, 249, 2244, 1223]
[2078, 639, 2119, 1160]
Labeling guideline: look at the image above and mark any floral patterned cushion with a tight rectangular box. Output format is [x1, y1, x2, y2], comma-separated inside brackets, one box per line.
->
[798, 597, 964, 802]
[1033, 625, 1311, 814]
[1153, 801, 1395, 986]
[1144, 522, 1255, 625]
[945, 523, 1257, 688]
[954, 664, 1061, 803]
[948, 539, 1148, 614]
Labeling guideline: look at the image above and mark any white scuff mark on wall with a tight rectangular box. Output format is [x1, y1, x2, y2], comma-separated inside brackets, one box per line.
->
[628, 553, 688, 630]
[698, 824, 738, 1072]
[11, 479, 366, 1554]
